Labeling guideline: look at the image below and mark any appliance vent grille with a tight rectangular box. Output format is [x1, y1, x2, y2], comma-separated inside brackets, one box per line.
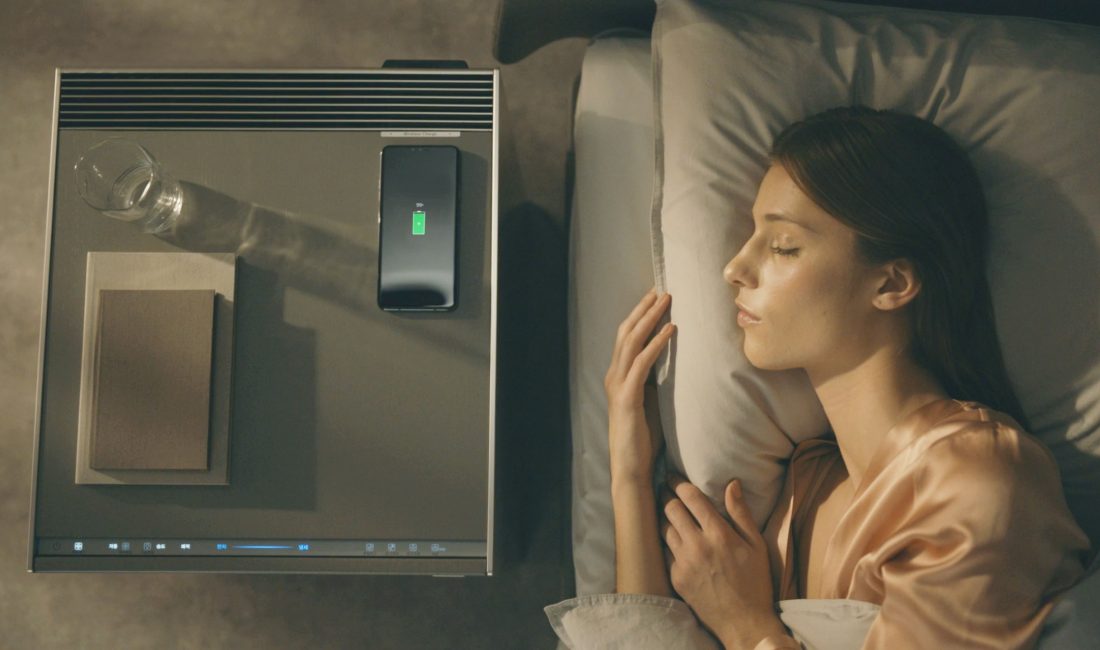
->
[59, 71, 494, 130]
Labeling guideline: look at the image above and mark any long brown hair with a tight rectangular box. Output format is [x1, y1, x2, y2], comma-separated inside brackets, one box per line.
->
[769, 105, 1031, 432]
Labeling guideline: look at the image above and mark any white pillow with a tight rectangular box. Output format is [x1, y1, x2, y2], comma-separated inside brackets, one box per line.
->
[651, 0, 1100, 543]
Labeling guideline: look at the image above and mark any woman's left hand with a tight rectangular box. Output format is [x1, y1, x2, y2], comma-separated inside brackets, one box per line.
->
[660, 473, 786, 649]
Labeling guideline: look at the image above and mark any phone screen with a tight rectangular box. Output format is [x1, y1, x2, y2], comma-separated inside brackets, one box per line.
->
[377, 145, 459, 311]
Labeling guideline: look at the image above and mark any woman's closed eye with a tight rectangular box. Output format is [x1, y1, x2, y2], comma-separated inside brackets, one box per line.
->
[770, 245, 800, 257]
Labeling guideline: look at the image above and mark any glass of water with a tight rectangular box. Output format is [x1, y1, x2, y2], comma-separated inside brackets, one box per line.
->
[74, 138, 183, 234]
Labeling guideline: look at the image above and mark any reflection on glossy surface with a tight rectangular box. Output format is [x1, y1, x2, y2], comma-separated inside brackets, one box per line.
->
[73, 138, 486, 363]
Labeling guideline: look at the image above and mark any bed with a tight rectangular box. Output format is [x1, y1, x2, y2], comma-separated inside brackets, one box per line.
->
[495, 0, 1100, 647]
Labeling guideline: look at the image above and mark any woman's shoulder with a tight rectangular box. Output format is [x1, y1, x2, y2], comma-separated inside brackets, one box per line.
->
[907, 400, 1065, 509]
[916, 399, 1054, 469]
[879, 399, 1090, 570]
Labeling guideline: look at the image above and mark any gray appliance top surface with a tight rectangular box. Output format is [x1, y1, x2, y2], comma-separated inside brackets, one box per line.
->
[35, 129, 493, 543]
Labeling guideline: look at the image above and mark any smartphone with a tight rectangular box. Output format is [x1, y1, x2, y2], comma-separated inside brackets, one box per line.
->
[377, 145, 459, 311]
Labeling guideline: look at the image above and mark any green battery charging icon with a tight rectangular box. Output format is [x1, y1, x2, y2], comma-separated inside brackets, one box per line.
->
[412, 210, 426, 235]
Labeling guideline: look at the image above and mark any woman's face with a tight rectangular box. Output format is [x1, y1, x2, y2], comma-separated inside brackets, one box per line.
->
[723, 164, 883, 374]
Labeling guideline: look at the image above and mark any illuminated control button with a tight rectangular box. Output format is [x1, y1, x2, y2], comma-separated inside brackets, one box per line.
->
[180, 543, 191, 551]
[216, 543, 228, 551]
[365, 543, 376, 554]
[386, 543, 398, 555]
[73, 541, 84, 552]
[143, 542, 154, 553]
[297, 544, 309, 552]
[120, 542, 131, 553]
[107, 543, 119, 552]
[155, 543, 167, 551]
[430, 543, 446, 554]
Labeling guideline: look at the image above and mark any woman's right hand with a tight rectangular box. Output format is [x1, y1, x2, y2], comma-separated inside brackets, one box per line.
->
[604, 287, 676, 484]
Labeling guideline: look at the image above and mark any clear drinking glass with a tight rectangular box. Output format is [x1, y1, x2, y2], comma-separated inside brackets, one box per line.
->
[74, 138, 183, 234]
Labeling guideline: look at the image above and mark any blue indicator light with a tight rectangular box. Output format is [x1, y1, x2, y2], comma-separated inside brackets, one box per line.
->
[298, 544, 309, 551]
[235, 545, 291, 550]
[216, 543, 228, 551]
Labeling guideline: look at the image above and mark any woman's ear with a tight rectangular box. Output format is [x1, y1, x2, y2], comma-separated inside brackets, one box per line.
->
[872, 258, 920, 311]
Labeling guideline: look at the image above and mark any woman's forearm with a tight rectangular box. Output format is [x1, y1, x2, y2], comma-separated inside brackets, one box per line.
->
[612, 477, 673, 597]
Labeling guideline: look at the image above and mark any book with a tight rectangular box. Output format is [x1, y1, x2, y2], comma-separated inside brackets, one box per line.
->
[89, 289, 215, 471]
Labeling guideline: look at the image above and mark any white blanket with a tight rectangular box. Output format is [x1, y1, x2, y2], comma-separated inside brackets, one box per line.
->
[545, 557, 1100, 649]
[545, 595, 877, 650]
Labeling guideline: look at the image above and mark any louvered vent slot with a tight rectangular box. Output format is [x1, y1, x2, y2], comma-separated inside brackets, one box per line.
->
[59, 71, 494, 130]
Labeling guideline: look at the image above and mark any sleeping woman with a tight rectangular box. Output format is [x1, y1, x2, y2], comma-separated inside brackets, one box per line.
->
[603, 105, 1092, 649]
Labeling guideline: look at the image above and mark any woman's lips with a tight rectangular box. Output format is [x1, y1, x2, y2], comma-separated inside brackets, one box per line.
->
[736, 302, 761, 325]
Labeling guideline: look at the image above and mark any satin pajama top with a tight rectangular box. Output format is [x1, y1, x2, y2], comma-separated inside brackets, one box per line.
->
[760, 398, 1090, 649]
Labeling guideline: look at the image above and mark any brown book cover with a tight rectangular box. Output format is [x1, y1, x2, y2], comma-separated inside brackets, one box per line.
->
[90, 289, 216, 470]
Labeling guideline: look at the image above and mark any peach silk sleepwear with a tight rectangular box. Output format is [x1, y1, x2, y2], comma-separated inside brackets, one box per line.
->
[760, 398, 1090, 649]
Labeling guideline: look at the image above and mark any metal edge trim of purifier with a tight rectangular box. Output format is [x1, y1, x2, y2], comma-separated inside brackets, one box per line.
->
[57, 67, 493, 75]
[27, 68, 62, 572]
[32, 556, 489, 574]
[486, 68, 500, 577]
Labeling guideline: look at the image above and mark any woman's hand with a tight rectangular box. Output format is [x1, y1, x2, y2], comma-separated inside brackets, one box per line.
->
[661, 473, 788, 649]
[604, 287, 676, 484]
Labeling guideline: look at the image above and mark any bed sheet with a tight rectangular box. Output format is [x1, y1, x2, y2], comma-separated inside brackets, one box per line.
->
[567, 30, 657, 599]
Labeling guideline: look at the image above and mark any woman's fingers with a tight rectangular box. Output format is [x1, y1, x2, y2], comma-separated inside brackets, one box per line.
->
[625, 320, 676, 390]
[659, 514, 682, 549]
[661, 481, 702, 554]
[616, 287, 659, 342]
[606, 287, 675, 407]
[663, 495, 701, 535]
[617, 291, 671, 375]
[724, 479, 761, 547]
[606, 289, 658, 384]
[612, 288, 658, 363]
[620, 292, 671, 368]
[669, 473, 735, 533]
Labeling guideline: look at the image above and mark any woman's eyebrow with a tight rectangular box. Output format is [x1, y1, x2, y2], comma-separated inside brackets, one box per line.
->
[759, 212, 820, 234]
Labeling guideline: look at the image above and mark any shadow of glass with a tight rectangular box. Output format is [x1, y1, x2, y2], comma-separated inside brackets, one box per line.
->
[139, 178, 487, 363]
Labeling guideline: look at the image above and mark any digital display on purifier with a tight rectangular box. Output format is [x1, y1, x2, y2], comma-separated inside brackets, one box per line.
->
[377, 145, 459, 311]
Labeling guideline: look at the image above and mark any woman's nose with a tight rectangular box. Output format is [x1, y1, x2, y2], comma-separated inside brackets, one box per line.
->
[724, 249, 754, 288]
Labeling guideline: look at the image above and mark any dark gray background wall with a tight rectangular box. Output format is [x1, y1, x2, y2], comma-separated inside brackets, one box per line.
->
[0, 1, 584, 647]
